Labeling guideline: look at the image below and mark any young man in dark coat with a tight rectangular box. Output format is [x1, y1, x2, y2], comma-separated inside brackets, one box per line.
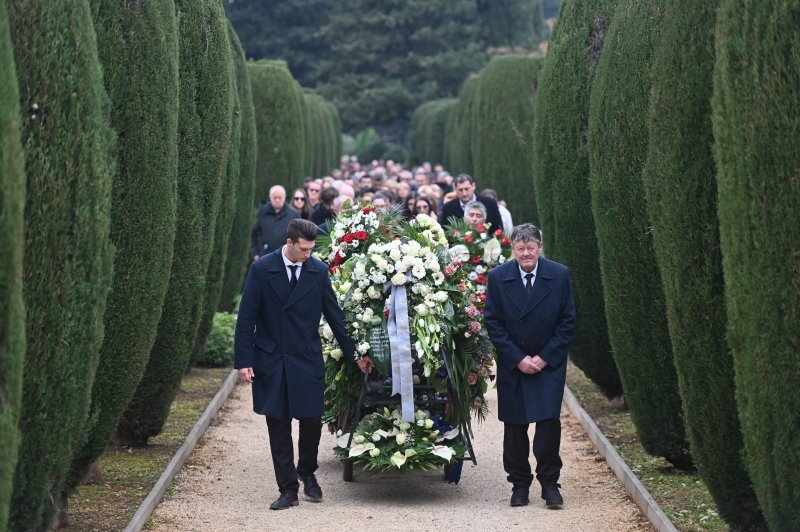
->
[439, 174, 503, 231]
[235, 219, 373, 510]
[484, 224, 576, 509]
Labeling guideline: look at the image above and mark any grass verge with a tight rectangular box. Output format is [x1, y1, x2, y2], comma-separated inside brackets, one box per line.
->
[566, 361, 728, 531]
[65, 366, 232, 531]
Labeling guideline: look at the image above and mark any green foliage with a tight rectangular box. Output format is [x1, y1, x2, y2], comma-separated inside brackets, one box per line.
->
[588, 0, 691, 468]
[218, 24, 258, 314]
[0, 1, 25, 526]
[532, 0, 621, 398]
[315, 0, 487, 133]
[713, 2, 800, 529]
[477, 0, 546, 49]
[247, 60, 305, 203]
[7, 1, 115, 528]
[67, 0, 180, 495]
[408, 98, 457, 166]
[643, 0, 766, 528]
[199, 313, 237, 367]
[118, 0, 233, 445]
[444, 74, 481, 175]
[190, 22, 242, 370]
[303, 90, 341, 178]
[472, 55, 541, 224]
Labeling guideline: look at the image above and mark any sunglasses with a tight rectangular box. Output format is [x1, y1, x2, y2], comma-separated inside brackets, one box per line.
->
[293, 196, 306, 202]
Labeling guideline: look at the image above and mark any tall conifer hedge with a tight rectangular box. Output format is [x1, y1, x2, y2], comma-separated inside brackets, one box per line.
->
[408, 100, 440, 166]
[643, 0, 765, 527]
[587, 0, 692, 467]
[0, 1, 25, 526]
[8, 2, 115, 528]
[218, 23, 257, 314]
[472, 55, 541, 224]
[304, 90, 337, 178]
[118, 0, 233, 444]
[409, 99, 457, 166]
[67, 0, 180, 491]
[444, 74, 480, 175]
[248, 60, 305, 203]
[532, 0, 621, 398]
[191, 21, 242, 367]
[713, 2, 800, 529]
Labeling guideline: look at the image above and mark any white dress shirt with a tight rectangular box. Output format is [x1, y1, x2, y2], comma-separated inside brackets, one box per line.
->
[519, 262, 538, 288]
[281, 246, 303, 281]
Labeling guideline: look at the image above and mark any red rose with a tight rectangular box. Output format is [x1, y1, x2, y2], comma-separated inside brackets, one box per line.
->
[479, 294, 487, 302]
[472, 256, 481, 264]
[464, 235, 473, 244]
[356, 230, 368, 240]
[477, 224, 486, 233]
[362, 206, 375, 214]
[384, 308, 390, 318]
[494, 229, 503, 237]
[476, 274, 486, 284]
[501, 237, 510, 246]
[341, 233, 354, 243]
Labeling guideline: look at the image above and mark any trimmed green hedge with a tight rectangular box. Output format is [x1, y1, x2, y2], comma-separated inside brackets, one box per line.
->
[248, 59, 305, 203]
[472, 55, 541, 224]
[643, 0, 765, 528]
[713, 2, 800, 529]
[588, 0, 692, 467]
[443, 74, 480, 175]
[191, 21, 243, 368]
[67, 0, 180, 493]
[0, 1, 25, 526]
[303, 90, 340, 178]
[8, 2, 115, 528]
[409, 98, 457, 166]
[118, 0, 233, 445]
[532, 0, 621, 398]
[218, 23, 257, 314]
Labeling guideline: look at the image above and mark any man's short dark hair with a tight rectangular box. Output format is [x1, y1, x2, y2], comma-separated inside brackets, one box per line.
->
[286, 219, 318, 243]
[455, 173, 475, 185]
[511, 223, 542, 246]
[320, 187, 339, 205]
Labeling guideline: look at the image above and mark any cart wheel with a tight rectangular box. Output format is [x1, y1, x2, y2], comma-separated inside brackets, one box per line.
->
[343, 461, 354, 482]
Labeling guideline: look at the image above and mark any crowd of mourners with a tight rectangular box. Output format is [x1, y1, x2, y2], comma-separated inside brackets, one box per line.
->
[250, 156, 514, 259]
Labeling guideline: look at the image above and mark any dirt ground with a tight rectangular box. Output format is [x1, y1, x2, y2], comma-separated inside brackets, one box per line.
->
[146, 383, 653, 531]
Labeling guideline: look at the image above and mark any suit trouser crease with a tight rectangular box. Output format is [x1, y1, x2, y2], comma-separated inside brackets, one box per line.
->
[503, 418, 562, 489]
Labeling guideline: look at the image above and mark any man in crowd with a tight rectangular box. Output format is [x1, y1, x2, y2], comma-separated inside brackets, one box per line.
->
[481, 188, 513, 234]
[236, 219, 374, 510]
[440, 174, 503, 231]
[464, 200, 488, 230]
[251, 185, 299, 260]
[483, 224, 576, 510]
[310, 187, 339, 226]
[306, 180, 322, 209]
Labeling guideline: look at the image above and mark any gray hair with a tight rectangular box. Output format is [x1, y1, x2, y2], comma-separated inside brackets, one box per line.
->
[511, 223, 542, 246]
[463, 200, 487, 219]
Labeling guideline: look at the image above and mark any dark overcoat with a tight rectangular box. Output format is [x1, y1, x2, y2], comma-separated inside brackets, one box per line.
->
[484, 257, 576, 423]
[440, 194, 504, 232]
[234, 249, 355, 419]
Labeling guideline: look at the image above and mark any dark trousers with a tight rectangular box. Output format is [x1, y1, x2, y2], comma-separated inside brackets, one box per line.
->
[503, 418, 562, 489]
[265, 415, 322, 494]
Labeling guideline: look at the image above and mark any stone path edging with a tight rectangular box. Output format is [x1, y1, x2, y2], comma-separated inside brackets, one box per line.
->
[562, 386, 677, 532]
[124, 369, 239, 532]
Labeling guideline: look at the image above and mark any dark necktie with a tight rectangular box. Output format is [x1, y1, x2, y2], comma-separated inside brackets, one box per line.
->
[288, 265, 298, 290]
[525, 273, 534, 294]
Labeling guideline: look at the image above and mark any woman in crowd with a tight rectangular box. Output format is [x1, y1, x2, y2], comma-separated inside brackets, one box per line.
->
[290, 188, 311, 219]
[403, 193, 418, 220]
[415, 195, 439, 221]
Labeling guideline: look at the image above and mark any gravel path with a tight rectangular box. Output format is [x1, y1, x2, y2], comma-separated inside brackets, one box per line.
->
[147, 382, 652, 531]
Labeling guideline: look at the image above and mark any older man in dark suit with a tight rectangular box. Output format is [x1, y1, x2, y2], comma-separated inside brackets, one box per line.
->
[235, 219, 373, 510]
[439, 174, 504, 232]
[484, 223, 576, 509]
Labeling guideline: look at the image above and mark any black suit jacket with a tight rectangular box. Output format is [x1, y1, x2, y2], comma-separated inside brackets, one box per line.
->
[440, 195, 504, 232]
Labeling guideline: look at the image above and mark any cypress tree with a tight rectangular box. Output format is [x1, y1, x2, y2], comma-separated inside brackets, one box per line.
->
[588, 0, 691, 467]
[472, 55, 541, 224]
[247, 60, 305, 203]
[713, 2, 800, 529]
[7, 1, 115, 528]
[408, 100, 439, 166]
[191, 21, 242, 368]
[478, 0, 546, 49]
[425, 99, 457, 166]
[643, 0, 766, 528]
[0, 0, 25, 526]
[117, 0, 233, 444]
[218, 24, 257, 313]
[444, 74, 480, 175]
[532, 0, 622, 398]
[329, 101, 343, 169]
[67, 0, 180, 492]
[303, 90, 333, 178]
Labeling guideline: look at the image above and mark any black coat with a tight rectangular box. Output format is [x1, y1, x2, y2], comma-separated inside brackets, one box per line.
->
[250, 204, 299, 257]
[440, 195, 504, 232]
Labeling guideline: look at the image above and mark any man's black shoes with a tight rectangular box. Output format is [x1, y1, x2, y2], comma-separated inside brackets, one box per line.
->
[270, 491, 298, 510]
[510, 487, 530, 507]
[300, 474, 323, 502]
[541, 483, 564, 509]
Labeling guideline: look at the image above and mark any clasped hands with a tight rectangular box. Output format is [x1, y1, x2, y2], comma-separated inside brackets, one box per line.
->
[237, 355, 375, 384]
[517, 355, 547, 375]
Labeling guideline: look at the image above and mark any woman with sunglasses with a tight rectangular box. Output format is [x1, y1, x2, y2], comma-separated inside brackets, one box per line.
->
[291, 188, 311, 220]
[415, 195, 438, 221]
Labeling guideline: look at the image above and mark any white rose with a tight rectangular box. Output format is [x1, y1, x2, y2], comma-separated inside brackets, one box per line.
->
[330, 348, 343, 361]
[396, 434, 407, 445]
[389, 248, 402, 261]
[399, 422, 411, 431]
[322, 323, 333, 341]
[369, 448, 380, 457]
[367, 285, 381, 299]
[354, 434, 365, 444]
[352, 290, 364, 302]
[391, 272, 407, 286]
[415, 304, 429, 316]
[357, 342, 370, 354]
[340, 281, 352, 293]
[424, 418, 434, 429]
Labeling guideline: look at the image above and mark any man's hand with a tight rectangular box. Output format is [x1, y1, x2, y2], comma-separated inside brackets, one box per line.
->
[238, 367, 254, 383]
[531, 355, 547, 372]
[517, 356, 538, 375]
[357, 356, 375, 374]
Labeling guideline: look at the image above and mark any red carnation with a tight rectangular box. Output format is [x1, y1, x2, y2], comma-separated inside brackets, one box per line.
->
[472, 256, 481, 264]
[476, 274, 486, 284]
[355, 230, 368, 240]
[494, 229, 503, 237]
[501, 237, 510, 246]
[362, 206, 375, 214]
[384, 308, 391, 318]
[464, 235, 473, 244]
[341, 233, 354, 243]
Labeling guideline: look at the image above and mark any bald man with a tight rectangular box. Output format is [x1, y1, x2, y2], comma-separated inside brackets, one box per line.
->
[251, 185, 300, 259]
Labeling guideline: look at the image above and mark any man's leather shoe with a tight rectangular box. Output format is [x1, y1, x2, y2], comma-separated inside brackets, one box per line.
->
[541, 483, 564, 509]
[270, 491, 298, 510]
[300, 474, 323, 502]
[510, 487, 529, 507]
